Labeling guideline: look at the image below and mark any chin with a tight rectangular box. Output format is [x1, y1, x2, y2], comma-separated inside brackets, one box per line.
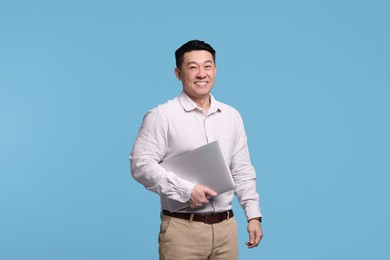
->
[196, 90, 211, 96]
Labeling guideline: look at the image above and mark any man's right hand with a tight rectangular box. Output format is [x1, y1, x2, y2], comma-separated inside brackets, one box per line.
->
[189, 185, 217, 208]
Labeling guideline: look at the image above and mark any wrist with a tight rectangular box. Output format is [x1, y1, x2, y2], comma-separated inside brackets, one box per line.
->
[248, 217, 262, 223]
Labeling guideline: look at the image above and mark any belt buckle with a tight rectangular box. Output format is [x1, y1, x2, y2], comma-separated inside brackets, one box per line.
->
[204, 213, 218, 224]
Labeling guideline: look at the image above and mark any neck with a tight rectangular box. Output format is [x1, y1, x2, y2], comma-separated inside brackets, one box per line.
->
[189, 94, 211, 113]
[196, 98, 211, 113]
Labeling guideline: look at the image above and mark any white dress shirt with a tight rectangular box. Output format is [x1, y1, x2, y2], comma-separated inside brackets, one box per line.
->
[130, 92, 261, 220]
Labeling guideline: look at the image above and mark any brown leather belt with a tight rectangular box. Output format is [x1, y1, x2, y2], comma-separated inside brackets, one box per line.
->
[162, 210, 234, 224]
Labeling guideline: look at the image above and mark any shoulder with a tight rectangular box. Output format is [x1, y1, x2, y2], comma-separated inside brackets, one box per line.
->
[144, 96, 181, 120]
[214, 98, 243, 119]
[147, 95, 179, 112]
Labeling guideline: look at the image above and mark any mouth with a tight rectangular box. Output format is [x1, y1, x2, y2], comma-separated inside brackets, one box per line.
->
[195, 81, 208, 87]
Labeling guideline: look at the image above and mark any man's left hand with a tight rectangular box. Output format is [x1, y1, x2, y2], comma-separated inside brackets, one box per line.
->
[245, 218, 263, 249]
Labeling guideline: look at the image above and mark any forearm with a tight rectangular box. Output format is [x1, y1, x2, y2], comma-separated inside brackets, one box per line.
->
[231, 144, 261, 220]
[130, 109, 194, 202]
[235, 179, 261, 220]
[130, 155, 194, 202]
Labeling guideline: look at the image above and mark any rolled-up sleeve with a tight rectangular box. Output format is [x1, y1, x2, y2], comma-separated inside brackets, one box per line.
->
[130, 109, 194, 203]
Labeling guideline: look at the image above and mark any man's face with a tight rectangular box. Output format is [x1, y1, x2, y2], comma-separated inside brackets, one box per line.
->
[175, 50, 216, 101]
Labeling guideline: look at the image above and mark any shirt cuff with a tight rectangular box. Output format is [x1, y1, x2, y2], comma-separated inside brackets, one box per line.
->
[244, 204, 262, 221]
[178, 180, 195, 203]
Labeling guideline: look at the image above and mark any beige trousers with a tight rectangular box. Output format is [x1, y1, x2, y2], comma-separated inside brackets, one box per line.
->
[158, 215, 238, 260]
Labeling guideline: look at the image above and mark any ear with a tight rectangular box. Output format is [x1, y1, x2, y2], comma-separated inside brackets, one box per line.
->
[174, 68, 182, 81]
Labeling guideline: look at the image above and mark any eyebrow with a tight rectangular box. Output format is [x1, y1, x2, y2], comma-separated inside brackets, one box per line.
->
[186, 60, 214, 66]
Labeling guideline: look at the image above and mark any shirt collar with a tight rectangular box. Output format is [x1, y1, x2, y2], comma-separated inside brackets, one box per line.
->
[178, 91, 222, 114]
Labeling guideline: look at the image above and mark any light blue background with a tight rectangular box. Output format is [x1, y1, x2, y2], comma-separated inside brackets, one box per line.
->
[1, 0, 389, 259]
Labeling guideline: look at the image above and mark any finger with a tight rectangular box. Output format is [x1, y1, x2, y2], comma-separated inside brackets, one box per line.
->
[246, 236, 260, 248]
[199, 196, 210, 204]
[249, 229, 255, 245]
[254, 231, 262, 245]
[189, 197, 210, 208]
[245, 241, 256, 249]
[245, 227, 257, 248]
[189, 201, 204, 208]
[203, 187, 217, 197]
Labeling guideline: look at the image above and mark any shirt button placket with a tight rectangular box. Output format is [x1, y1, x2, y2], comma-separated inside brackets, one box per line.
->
[204, 116, 214, 143]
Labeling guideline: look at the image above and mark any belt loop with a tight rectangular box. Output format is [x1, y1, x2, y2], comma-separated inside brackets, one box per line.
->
[189, 213, 194, 223]
[227, 210, 230, 221]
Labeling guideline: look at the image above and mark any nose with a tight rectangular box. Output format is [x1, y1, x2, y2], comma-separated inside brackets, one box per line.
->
[196, 67, 206, 78]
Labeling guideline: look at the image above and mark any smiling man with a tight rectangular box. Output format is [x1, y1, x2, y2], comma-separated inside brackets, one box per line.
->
[130, 40, 262, 260]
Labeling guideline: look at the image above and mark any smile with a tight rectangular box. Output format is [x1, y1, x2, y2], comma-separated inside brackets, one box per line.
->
[195, 81, 208, 86]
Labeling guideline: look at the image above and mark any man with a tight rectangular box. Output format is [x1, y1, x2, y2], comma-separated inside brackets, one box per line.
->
[130, 40, 262, 260]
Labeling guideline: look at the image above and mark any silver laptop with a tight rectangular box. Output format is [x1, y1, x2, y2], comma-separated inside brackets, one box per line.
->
[159, 140, 235, 212]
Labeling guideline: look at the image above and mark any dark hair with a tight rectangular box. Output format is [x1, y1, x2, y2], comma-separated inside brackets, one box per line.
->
[175, 40, 216, 69]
